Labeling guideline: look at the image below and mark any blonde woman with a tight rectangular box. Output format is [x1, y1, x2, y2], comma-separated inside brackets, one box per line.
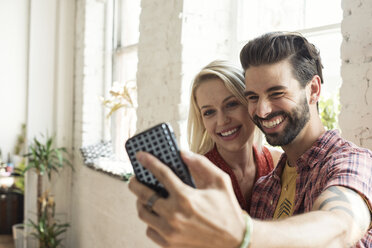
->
[188, 60, 281, 212]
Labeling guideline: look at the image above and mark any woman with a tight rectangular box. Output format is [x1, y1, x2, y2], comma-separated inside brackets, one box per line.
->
[188, 60, 281, 212]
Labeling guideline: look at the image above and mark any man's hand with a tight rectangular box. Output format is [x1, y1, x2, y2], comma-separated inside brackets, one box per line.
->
[128, 150, 246, 248]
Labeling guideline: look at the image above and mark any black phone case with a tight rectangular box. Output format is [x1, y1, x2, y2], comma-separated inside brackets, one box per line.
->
[125, 123, 195, 197]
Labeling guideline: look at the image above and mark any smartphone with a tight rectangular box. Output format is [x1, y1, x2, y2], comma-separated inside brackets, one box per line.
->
[125, 122, 195, 197]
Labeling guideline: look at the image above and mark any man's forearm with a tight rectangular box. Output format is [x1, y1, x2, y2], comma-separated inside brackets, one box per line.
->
[248, 186, 370, 248]
[250, 211, 350, 248]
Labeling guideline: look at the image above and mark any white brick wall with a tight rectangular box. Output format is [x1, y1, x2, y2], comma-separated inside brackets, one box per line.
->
[136, 0, 184, 137]
[339, 0, 372, 148]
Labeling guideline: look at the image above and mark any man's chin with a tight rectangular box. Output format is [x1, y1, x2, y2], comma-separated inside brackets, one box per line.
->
[266, 137, 281, 146]
[256, 123, 293, 146]
[265, 133, 292, 146]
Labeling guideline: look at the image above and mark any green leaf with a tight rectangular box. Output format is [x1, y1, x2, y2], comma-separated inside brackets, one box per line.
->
[34, 137, 41, 147]
[122, 173, 133, 181]
[59, 147, 67, 152]
[55, 149, 63, 165]
[39, 220, 45, 233]
[39, 163, 46, 174]
[23, 164, 34, 173]
[46, 137, 53, 151]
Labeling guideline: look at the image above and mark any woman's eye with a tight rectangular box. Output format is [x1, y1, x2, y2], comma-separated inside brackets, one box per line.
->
[202, 109, 215, 117]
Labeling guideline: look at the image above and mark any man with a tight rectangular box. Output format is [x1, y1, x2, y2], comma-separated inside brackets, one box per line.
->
[129, 32, 372, 247]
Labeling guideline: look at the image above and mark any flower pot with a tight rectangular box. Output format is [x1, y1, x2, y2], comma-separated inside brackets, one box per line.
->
[12, 223, 24, 248]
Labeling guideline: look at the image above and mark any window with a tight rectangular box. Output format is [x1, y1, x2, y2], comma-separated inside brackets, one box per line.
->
[86, 0, 140, 176]
[110, 0, 140, 166]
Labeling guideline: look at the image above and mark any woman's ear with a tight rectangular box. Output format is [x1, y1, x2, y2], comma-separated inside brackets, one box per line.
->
[307, 75, 321, 104]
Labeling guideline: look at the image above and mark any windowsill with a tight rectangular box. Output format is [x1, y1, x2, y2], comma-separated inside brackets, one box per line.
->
[84, 157, 133, 182]
[79, 140, 133, 181]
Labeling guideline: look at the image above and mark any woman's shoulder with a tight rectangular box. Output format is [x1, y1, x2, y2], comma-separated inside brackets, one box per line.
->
[253, 145, 281, 178]
[263, 146, 283, 168]
[203, 146, 220, 163]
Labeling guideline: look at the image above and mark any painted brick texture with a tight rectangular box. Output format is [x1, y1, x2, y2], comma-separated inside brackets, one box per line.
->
[340, 0, 372, 148]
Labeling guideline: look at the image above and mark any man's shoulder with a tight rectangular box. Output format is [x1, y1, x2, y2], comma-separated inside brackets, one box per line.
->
[318, 130, 372, 160]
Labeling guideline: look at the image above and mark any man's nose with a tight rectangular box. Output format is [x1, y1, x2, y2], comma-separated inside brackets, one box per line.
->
[256, 99, 272, 118]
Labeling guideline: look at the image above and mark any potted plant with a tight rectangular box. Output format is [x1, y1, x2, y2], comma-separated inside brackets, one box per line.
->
[28, 191, 70, 248]
[23, 134, 72, 247]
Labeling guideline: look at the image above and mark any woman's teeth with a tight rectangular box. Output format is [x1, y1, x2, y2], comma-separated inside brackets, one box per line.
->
[262, 117, 284, 129]
[220, 128, 238, 137]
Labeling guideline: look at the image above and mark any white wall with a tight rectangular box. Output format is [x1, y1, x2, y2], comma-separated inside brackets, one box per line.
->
[0, 0, 76, 246]
[339, 0, 372, 149]
[0, 0, 29, 159]
[70, 156, 153, 247]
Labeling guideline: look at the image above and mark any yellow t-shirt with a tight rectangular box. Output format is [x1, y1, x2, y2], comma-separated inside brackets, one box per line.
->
[273, 161, 298, 219]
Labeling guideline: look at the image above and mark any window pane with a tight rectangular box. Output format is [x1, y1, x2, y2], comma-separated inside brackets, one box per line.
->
[115, 48, 138, 83]
[110, 0, 140, 166]
[237, 0, 342, 41]
[119, 0, 140, 47]
[112, 50, 138, 161]
[305, 31, 342, 98]
[238, 0, 305, 40]
[304, 0, 342, 28]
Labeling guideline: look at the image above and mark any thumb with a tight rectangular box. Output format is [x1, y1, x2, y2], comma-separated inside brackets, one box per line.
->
[181, 150, 229, 189]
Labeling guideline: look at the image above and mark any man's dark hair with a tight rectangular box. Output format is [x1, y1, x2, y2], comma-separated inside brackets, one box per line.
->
[240, 32, 324, 88]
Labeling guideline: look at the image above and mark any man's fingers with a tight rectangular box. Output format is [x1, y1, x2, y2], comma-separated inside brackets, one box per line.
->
[146, 227, 169, 247]
[181, 150, 229, 189]
[129, 174, 175, 216]
[137, 201, 174, 247]
[136, 151, 189, 195]
[136, 200, 163, 224]
[128, 176, 157, 204]
[136, 199, 171, 230]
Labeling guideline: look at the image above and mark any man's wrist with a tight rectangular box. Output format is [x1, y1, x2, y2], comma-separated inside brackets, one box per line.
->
[239, 213, 253, 248]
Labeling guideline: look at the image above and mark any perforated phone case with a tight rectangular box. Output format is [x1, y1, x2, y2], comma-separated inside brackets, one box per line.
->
[125, 123, 195, 197]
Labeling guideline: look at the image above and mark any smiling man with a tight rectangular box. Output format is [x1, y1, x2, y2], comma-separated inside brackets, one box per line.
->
[128, 32, 372, 248]
[241, 32, 372, 246]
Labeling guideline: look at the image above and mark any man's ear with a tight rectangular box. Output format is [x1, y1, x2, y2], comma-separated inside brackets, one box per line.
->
[307, 75, 321, 104]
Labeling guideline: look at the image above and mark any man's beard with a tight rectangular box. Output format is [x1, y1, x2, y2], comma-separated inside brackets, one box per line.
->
[252, 95, 310, 146]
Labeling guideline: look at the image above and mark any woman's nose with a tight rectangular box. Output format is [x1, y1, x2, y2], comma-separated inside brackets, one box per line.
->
[217, 112, 230, 125]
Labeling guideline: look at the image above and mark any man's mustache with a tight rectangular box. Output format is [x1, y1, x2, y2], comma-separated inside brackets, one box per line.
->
[252, 111, 287, 122]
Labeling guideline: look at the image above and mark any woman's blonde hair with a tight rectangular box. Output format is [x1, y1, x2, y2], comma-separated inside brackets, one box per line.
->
[187, 60, 263, 154]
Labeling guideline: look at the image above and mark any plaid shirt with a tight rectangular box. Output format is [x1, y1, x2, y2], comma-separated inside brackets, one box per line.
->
[250, 130, 372, 247]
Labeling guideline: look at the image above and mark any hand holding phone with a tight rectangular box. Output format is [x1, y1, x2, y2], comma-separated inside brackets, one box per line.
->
[125, 123, 195, 197]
